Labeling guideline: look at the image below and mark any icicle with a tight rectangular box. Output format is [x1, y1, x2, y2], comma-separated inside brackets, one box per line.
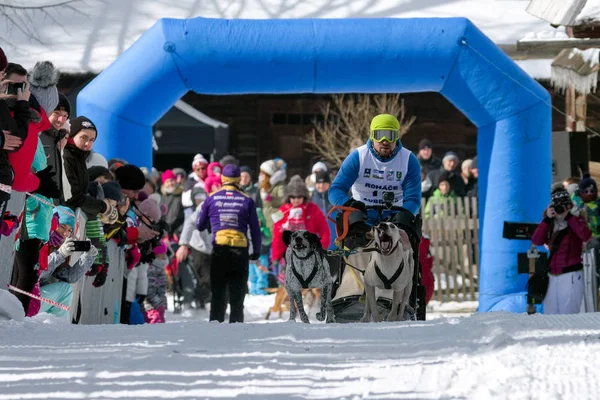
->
[551, 48, 600, 95]
[551, 66, 598, 94]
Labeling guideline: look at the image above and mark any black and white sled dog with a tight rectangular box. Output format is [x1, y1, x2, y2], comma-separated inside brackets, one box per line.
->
[283, 230, 335, 323]
[361, 222, 414, 322]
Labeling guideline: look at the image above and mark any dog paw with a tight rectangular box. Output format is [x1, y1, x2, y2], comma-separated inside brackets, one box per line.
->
[300, 315, 310, 324]
[287, 318, 297, 323]
[316, 312, 325, 322]
[360, 316, 370, 323]
[326, 316, 336, 324]
[373, 314, 384, 323]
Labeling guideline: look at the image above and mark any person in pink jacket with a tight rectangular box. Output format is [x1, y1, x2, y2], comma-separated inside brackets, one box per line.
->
[532, 186, 592, 314]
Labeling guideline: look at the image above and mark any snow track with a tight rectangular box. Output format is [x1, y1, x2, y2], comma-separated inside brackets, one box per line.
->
[2, 311, 600, 399]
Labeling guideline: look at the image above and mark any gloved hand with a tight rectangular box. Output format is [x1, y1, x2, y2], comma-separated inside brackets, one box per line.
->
[136, 294, 146, 304]
[86, 244, 99, 259]
[0, 212, 19, 236]
[137, 224, 159, 243]
[249, 253, 259, 261]
[92, 265, 108, 287]
[98, 200, 118, 224]
[344, 199, 367, 213]
[34, 166, 61, 199]
[58, 237, 75, 258]
[86, 263, 101, 276]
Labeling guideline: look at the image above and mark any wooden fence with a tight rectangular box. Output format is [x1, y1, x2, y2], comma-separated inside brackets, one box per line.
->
[421, 196, 479, 302]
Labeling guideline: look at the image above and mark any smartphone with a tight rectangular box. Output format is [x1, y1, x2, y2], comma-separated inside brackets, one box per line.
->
[4, 82, 26, 96]
[72, 240, 91, 252]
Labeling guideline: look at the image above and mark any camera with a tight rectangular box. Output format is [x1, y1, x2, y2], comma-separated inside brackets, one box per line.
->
[4, 82, 26, 96]
[553, 204, 565, 214]
[382, 191, 395, 208]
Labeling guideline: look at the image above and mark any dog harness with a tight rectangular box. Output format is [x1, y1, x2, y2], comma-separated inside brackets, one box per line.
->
[290, 252, 321, 289]
[374, 242, 403, 290]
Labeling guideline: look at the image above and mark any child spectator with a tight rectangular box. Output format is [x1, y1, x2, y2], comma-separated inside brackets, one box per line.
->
[532, 185, 592, 314]
[144, 242, 168, 324]
[424, 172, 460, 218]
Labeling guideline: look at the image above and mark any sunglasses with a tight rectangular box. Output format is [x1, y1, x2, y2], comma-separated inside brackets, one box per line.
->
[370, 129, 399, 143]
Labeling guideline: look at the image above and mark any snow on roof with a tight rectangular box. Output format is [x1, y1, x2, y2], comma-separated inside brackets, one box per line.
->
[576, 0, 600, 22]
[515, 59, 553, 79]
[0, 0, 558, 73]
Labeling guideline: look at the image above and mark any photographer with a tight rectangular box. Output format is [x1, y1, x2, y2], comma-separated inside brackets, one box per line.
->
[532, 185, 591, 314]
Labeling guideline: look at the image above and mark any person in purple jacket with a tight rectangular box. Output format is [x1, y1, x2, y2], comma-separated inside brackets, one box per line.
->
[197, 164, 261, 323]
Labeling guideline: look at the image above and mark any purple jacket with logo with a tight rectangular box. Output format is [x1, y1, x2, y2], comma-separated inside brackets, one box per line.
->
[196, 185, 261, 253]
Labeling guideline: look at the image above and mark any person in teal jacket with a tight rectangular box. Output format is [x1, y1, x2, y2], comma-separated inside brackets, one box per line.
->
[248, 208, 273, 295]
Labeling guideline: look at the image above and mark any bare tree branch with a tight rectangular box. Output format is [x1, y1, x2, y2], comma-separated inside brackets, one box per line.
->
[0, 1, 80, 10]
[304, 94, 416, 169]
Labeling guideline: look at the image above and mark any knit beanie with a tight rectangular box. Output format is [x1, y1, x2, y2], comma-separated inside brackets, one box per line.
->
[153, 241, 168, 255]
[53, 206, 75, 230]
[191, 184, 207, 201]
[102, 181, 123, 202]
[162, 169, 176, 184]
[220, 155, 239, 167]
[114, 164, 146, 190]
[173, 168, 186, 178]
[315, 170, 331, 184]
[192, 153, 208, 169]
[28, 61, 59, 117]
[438, 171, 450, 185]
[137, 198, 161, 222]
[88, 166, 112, 182]
[419, 139, 433, 150]
[442, 151, 459, 163]
[0, 47, 7, 71]
[284, 175, 309, 202]
[86, 152, 109, 169]
[551, 185, 571, 205]
[240, 166, 254, 181]
[70, 116, 96, 138]
[312, 161, 328, 173]
[221, 164, 241, 185]
[55, 93, 71, 116]
[579, 172, 597, 194]
[260, 160, 278, 177]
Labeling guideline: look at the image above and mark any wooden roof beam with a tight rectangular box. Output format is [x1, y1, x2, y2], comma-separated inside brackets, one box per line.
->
[517, 38, 600, 52]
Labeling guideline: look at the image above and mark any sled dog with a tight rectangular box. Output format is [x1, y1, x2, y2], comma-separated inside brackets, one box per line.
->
[362, 222, 414, 322]
[283, 230, 335, 323]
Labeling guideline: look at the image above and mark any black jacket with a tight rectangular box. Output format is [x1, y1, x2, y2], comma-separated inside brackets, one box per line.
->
[40, 127, 67, 202]
[160, 186, 185, 238]
[0, 100, 31, 198]
[63, 142, 107, 215]
[427, 167, 466, 198]
[418, 155, 442, 176]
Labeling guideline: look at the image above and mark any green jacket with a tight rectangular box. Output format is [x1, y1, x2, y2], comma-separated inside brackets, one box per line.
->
[24, 137, 53, 242]
[425, 189, 460, 219]
[257, 208, 272, 246]
[572, 193, 600, 237]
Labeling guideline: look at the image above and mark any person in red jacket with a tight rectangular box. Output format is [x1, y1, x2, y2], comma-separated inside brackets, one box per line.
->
[271, 175, 330, 272]
[532, 185, 592, 315]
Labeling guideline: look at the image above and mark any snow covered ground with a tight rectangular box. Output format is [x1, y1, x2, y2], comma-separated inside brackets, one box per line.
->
[2, 294, 600, 399]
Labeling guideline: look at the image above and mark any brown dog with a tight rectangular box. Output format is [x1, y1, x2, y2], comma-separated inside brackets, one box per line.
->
[265, 287, 321, 320]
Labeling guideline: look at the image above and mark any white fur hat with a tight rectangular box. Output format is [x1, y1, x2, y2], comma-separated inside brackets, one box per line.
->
[312, 161, 328, 173]
[260, 160, 278, 177]
[86, 152, 109, 169]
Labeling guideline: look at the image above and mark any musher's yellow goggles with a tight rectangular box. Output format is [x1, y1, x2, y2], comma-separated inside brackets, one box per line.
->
[370, 129, 399, 143]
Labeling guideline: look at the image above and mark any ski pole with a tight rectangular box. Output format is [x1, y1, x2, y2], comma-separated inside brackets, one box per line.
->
[7, 284, 70, 312]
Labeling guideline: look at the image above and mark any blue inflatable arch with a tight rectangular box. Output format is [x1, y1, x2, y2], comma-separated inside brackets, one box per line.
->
[77, 18, 551, 312]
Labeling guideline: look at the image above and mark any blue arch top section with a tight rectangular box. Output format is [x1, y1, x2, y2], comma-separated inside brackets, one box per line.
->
[77, 17, 551, 313]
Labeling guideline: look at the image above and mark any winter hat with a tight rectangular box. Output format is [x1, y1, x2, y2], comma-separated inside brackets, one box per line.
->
[370, 114, 400, 132]
[0, 47, 7, 71]
[55, 93, 71, 116]
[274, 158, 287, 171]
[442, 151, 459, 163]
[161, 169, 176, 184]
[260, 160, 278, 177]
[88, 166, 112, 182]
[191, 184, 207, 201]
[102, 181, 123, 202]
[192, 154, 208, 169]
[204, 176, 222, 194]
[284, 175, 310, 203]
[579, 172, 597, 194]
[28, 61, 59, 116]
[207, 161, 223, 177]
[114, 164, 146, 191]
[137, 198, 161, 222]
[315, 170, 331, 184]
[86, 152, 108, 169]
[438, 171, 451, 186]
[153, 241, 168, 255]
[551, 185, 571, 205]
[220, 154, 239, 167]
[240, 166, 254, 180]
[419, 139, 433, 150]
[52, 206, 75, 230]
[312, 161, 328, 173]
[70, 116, 96, 138]
[461, 159, 473, 173]
[173, 168, 186, 178]
[221, 164, 241, 185]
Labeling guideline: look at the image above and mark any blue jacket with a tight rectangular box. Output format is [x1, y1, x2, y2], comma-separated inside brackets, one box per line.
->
[328, 139, 422, 216]
[197, 184, 261, 252]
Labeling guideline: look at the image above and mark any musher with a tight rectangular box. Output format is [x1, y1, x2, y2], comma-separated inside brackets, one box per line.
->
[197, 164, 261, 323]
[328, 113, 425, 319]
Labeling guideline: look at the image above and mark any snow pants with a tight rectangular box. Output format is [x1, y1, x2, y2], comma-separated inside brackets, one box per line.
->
[145, 306, 166, 324]
[12, 238, 42, 312]
[248, 254, 269, 295]
[210, 245, 248, 323]
[191, 248, 211, 306]
[543, 270, 584, 315]
[39, 282, 73, 319]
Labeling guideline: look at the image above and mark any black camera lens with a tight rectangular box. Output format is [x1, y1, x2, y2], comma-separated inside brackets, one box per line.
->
[554, 205, 565, 214]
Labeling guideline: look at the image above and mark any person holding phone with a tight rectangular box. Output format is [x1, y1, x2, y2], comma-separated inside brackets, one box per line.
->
[26, 206, 98, 319]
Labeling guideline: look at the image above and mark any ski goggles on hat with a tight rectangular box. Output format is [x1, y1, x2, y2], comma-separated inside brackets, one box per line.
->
[370, 130, 399, 143]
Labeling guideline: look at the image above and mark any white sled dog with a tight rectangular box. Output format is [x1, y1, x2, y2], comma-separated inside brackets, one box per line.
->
[361, 222, 414, 322]
[283, 230, 335, 323]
